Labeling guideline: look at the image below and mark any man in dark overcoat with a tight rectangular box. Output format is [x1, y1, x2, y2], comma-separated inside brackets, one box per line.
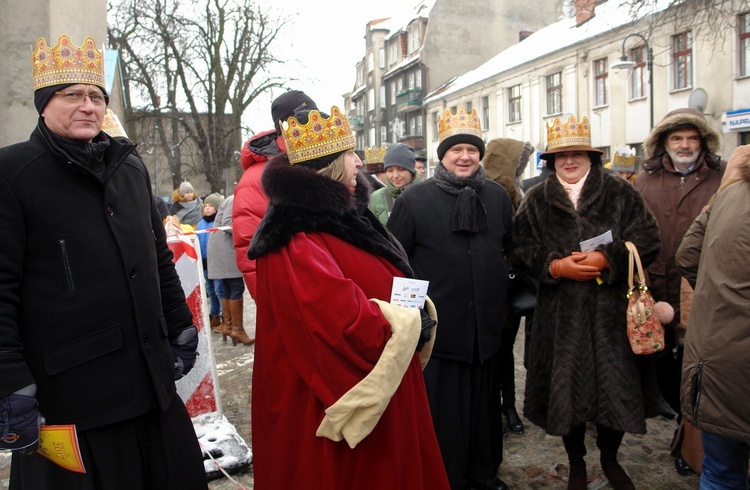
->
[0, 35, 206, 488]
[388, 108, 513, 490]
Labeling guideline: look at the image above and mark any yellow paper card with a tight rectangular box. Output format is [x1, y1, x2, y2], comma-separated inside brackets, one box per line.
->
[36, 425, 86, 473]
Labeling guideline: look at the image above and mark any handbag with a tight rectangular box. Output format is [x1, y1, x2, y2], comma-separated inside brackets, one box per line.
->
[507, 269, 538, 317]
[624, 241, 665, 355]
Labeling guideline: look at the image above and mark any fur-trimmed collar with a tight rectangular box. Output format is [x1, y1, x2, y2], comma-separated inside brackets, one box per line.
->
[248, 154, 413, 277]
[644, 108, 722, 159]
[541, 162, 608, 214]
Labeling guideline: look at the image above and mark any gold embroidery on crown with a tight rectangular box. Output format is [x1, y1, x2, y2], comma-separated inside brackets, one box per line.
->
[612, 145, 636, 170]
[33, 35, 105, 90]
[545, 115, 593, 150]
[364, 145, 387, 164]
[437, 108, 482, 143]
[280, 106, 356, 165]
[101, 109, 128, 139]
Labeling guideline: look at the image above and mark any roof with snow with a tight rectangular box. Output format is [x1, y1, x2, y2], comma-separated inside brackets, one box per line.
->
[424, 0, 671, 103]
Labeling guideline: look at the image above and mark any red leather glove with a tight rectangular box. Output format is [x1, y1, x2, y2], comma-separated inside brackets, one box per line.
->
[550, 255, 601, 281]
[570, 251, 610, 271]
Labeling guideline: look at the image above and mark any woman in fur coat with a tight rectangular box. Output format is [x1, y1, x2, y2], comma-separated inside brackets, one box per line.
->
[509, 116, 660, 490]
[247, 107, 448, 489]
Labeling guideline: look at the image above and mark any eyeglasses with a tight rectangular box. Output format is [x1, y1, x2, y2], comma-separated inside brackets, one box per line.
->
[54, 91, 108, 107]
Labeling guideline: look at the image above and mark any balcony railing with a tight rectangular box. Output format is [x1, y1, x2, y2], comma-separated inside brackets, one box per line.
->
[396, 88, 423, 113]
[349, 114, 364, 129]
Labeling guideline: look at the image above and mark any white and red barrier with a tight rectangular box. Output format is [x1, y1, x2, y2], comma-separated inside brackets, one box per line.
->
[168, 234, 222, 417]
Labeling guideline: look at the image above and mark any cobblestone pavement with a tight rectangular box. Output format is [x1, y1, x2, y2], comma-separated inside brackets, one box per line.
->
[0, 292, 701, 489]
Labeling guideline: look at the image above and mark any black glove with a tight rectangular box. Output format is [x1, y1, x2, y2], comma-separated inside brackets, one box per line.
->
[0, 390, 42, 454]
[171, 325, 199, 380]
[417, 309, 436, 352]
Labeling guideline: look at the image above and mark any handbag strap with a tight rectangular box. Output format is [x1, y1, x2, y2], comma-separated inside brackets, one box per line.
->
[625, 241, 647, 286]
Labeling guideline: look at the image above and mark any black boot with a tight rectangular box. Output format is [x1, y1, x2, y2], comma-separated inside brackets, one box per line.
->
[503, 405, 524, 434]
[597, 425, 635, 490]
[562, 425, 587, 490]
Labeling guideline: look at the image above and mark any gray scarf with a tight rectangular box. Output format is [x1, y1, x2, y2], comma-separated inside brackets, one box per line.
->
[433, 163, 488, 234]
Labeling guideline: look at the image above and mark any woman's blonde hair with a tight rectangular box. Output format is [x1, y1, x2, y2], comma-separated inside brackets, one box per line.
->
[317, 151, 350, 184]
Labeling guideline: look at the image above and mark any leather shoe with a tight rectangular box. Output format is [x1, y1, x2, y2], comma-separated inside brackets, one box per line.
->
[471, 477, 509, 490]
[503, 406, 524, 434]
[659, 395, 678, 419]
[674, 456, 695, 476]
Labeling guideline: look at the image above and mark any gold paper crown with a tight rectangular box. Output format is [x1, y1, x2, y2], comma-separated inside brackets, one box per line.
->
[545, 115, 594, 151]
[281, 106, 356, 165]
[32, 35, 105, 90]
[101, 109, 128, 139]
[364, 145, 387, 164]
[437, 108, 482, 143]
[611, 145, 636, 171]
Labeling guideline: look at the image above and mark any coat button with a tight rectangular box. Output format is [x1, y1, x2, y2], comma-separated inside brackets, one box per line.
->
[143, 336, 149, 345]
[468, 301, 474, 308]
[107, 206, 114, 216]
[129, 269, 136, 278]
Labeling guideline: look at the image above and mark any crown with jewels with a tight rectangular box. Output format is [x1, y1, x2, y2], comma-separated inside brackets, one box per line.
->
[280, 106, 356, 165]
[364, 145, 387, 164]
[545, 115, 594, 151]
[611, 145, 636, 171]
[32, 35, 105, 91]
[101, 109, 128, 139]
[437, 108, 482, 143]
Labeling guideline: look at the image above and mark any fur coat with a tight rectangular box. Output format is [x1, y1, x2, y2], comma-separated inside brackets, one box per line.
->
[247, 155, 448, 489]
[510, 163, 661, 435]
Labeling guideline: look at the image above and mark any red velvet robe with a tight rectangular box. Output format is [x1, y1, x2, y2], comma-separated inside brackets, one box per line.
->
[252, 231, 449, 489]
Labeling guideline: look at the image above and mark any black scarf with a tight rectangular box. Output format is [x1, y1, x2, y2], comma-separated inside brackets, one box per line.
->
[433, 162, 488, 234]
[39, 118, 110, 179]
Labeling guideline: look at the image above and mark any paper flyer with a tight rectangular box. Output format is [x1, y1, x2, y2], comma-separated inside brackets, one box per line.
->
[579, 229, 613, 252]
[390, 277, 429, 309]
[37, 425, 86, 473]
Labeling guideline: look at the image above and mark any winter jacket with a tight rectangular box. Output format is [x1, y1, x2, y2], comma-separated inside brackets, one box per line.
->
[510, 163, 661, 435]
[207, 195, 241, 280]
[232, 130, 282, 298]
[676, 148, 750, 444]
[0, 123, 194, 431]
[387, 175, 513, 363]
[196, 214, 215, 268]
[169, 189, 202, 228]
[635, 108, 725, 324]
[247, 155, 448, 489]
[368, 175, 417, 225]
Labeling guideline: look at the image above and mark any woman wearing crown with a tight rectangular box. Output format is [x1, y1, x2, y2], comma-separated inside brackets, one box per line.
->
[509, 116, 661, 489]
[247, 107, 449, 489]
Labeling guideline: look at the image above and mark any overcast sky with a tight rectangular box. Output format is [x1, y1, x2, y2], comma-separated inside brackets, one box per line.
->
[244, 0, 410, 134]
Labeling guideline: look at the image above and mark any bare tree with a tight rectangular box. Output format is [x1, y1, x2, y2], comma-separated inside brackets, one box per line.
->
[108, 0, 292, 192]
[619, 0, 749, 51]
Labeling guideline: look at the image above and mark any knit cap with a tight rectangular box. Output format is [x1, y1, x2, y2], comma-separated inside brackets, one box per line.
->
[179, 182, 194, 196]
[384, 143, 417, 175]
[203, 193, 224, 209]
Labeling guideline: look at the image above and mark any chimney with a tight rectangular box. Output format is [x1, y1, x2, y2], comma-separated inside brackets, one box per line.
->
[519, 30, 533, 42]
[575, 0, 596, 26]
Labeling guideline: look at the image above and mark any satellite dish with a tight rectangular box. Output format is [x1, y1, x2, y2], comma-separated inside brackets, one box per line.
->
[688, 88, 708, 113]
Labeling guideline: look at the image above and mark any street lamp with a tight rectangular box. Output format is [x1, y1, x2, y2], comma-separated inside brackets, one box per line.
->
[611, 33, 654, 129]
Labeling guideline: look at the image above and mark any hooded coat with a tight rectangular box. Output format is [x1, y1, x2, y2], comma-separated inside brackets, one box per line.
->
[247, 155, 448, 489]
[510, 163, 661, 435]
[231, 129, 281, 298]
[676, 146, 750, 444]
[635, 108, 725, 323]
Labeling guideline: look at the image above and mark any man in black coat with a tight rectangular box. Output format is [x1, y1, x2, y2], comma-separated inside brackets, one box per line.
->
[388, 108, 513, 490]
[0, 35, 206, 489]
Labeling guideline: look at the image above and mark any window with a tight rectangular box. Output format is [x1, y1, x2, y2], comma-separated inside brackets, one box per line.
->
[629, 46, 647, 99]
[397, 78, 403, 93]
[409, 25, 421, 53]
[672, 32, 693, 90]
[416, 71, 422, 89]
[432, 112, 439, 140]
[390, 82, 397, 106]
[410, 117, 417, 136]
[380, 125, 387, 144]
[482, 96, 490, 129]
[389, 43, 398, 66]
[408, 73, 415, 90]
[450, 105, 458, 114]
[357, 64, 364, 86]
[593, 58, 608, 107]
[416, 115, 423, 136]
[465, 101, 473, 114]
[367, 88, 375, 111]
[379, 48, 385, 69]
[546, 73, 562, 115]
[741, 13, 750, 77]
[379, 86, 386, 108]
[508, 84, 521, 123]
[367, 52, 374, 73]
